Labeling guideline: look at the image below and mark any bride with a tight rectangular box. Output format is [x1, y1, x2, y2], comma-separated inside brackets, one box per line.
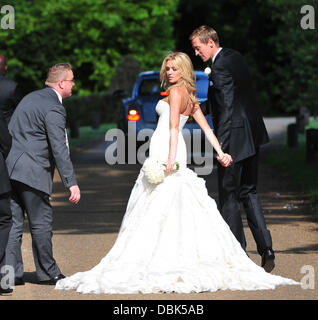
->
[56, 52, 299, 294]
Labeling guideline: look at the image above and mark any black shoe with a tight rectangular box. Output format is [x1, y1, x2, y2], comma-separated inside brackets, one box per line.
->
[0, 286, 13, 295]
[39, 274, 65, 285]
[14, 278, 25, 286]
[261, 248, 275, 273]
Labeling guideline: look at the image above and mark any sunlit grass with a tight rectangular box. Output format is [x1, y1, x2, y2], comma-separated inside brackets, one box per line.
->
[264, 119, 318, 215]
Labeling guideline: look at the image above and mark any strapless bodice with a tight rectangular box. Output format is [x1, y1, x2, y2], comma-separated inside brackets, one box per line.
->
[155, 100, 189, 131]
[149, 100, 189, 167]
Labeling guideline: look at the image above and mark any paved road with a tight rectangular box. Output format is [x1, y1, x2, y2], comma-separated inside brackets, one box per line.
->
[2, 118, 318, 300]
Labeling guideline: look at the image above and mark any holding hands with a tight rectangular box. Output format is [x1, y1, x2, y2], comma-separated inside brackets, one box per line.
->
[217, 152, 233, 167]
[164, 153, 233, 172]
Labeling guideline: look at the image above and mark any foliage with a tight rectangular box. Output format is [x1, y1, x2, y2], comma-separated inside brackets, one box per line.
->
[174, 0, 318, 116]
[266, 0, 318, 115]
[1, 0, 316, 115]
[63, 92, 122, 126]
[0, 0, 178, 95]
[67, 123, 117, 152]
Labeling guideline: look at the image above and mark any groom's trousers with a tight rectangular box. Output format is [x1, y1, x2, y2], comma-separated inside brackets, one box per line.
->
[5, 180, 61, 282]
[217, 149, 273, 255]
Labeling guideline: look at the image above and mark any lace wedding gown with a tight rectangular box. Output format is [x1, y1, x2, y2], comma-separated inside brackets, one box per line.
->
[56, 100, 299, 294]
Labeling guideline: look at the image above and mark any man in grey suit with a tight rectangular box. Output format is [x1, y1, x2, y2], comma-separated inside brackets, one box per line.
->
[5, 63, 80, 285]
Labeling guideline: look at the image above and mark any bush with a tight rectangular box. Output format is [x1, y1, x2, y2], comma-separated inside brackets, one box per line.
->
[64, 92, 122, 127]
[67, 123, 117, 152]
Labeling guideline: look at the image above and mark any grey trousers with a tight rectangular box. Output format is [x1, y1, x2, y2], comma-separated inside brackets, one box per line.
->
[5, 180, 61, 281]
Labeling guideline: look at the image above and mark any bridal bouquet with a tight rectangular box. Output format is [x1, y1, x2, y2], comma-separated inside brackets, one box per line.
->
[143, 157, 179, 185]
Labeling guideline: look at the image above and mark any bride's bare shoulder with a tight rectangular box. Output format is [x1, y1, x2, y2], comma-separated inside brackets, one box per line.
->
[169, 86, 188, 101]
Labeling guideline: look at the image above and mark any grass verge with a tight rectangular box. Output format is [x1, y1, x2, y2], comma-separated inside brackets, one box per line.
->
[264, 120, 318, 215]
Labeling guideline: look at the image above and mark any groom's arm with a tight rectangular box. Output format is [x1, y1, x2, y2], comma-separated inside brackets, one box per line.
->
[211, 65, 235, 153]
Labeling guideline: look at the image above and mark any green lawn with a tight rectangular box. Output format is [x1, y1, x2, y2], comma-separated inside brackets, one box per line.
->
[306, 119, 318, 129]
[67, 123, 117, 151]
[264, 119, 318, 215]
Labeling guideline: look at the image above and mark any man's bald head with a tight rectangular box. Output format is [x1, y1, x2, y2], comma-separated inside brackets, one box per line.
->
[0, 55, 7, 75]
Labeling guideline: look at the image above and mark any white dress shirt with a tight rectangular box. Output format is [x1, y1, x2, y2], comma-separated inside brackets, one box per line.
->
[212, 47, 223, 63]
[51, 88, 62, 104]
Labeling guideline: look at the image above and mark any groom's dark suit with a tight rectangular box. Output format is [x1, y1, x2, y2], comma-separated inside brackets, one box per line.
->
[0, 111, 12, 281]
[5, 87, 77, 282]
[208, 48, 272, 256]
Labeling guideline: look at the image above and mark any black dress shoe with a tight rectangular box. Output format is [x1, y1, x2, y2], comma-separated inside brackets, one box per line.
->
[0, 286, 13, 295]
[261, 248, 275, 273]
[39, 274, 65, 285]
[14, 278, 25, 286]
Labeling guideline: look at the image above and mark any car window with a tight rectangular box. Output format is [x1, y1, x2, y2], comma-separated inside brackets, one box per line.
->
[196, 78, 209, 99]
[139, 79, 161, 96]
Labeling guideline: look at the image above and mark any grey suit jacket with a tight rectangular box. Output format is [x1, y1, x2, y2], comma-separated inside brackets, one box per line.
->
[6, 87, 77, 195]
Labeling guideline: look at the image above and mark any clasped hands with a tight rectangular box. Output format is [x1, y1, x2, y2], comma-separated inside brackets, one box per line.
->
[217, 153, 233, 167]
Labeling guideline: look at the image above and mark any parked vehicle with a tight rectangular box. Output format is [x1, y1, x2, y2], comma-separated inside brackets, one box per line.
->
[116, 70, 214, 161]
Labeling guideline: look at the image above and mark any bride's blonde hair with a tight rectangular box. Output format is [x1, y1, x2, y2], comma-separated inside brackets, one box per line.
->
[160, 52, 198, 105]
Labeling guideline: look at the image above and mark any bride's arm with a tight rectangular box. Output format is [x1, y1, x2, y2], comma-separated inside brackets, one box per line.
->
[192, 104, 232, 166]
[166, 87, 182, 172]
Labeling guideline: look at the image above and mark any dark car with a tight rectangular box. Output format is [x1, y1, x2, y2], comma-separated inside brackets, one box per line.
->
[116, 70, 213, 162]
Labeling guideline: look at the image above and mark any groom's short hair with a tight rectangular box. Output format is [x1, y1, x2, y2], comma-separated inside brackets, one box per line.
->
[189, 26, 219, 46]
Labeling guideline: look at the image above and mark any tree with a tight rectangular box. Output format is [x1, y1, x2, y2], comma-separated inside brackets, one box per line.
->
[174, 0, 318, 115]
[266, 0, 318, 114]
[0, 0, 178, 95]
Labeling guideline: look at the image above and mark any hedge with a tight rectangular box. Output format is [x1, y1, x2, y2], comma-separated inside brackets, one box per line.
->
[64, 92, 122, 128]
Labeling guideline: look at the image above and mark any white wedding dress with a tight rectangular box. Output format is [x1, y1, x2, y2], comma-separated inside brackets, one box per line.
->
[55, 100, 299, 294]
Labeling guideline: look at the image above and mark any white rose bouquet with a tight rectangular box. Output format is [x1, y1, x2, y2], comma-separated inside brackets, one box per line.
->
[142, 157, 179, 185]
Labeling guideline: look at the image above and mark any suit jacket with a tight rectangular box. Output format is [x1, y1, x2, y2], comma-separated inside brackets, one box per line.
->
[207, 48, 269, 163]
[6, 87, 77, 195]
[0, 74, 22, 125]
[0, 110, 12, 195]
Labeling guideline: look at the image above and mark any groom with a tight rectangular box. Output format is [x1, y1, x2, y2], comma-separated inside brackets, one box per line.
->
[5, 63, 80, 285]
[190, 26, 275, 272]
